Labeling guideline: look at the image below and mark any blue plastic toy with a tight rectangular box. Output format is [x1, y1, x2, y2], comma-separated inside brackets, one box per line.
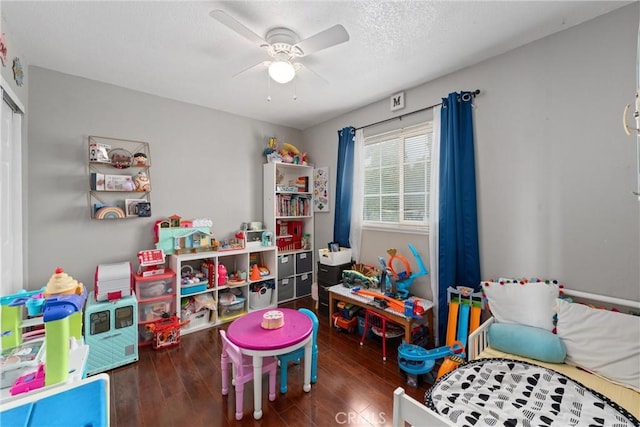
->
[378, 244, 428, 299]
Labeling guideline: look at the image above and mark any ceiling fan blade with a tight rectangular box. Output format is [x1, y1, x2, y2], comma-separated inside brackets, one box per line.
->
[210, 10, 267, 47]
[232, 60, 271, 78]
[293, 24, 349, 57]
[294, 63, 328, 84]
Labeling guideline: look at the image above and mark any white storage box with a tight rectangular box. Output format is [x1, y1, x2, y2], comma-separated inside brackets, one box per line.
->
[318, 248, 352, 266]
[182, 309, 211, 331]
[94, 261, 133, 301]
[249, 286, 273, 310]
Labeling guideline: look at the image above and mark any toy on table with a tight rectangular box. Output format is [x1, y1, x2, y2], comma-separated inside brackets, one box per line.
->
[342, 269, 379, 289]
[350, 288, 425, 319]
[9, 363, 45, 396]
[378, 244, 429, 299]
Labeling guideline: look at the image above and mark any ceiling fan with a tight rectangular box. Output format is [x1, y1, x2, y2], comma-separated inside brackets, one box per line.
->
[210, 10, 349, 85]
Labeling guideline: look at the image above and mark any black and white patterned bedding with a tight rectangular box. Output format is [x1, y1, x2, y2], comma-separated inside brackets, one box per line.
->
[425, 358, 639, 427]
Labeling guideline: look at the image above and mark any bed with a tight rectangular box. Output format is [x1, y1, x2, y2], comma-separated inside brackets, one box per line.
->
[392, 286, 640, 427]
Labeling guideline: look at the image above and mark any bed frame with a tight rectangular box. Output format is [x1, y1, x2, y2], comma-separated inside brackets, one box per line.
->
[392, 288, 640, 427]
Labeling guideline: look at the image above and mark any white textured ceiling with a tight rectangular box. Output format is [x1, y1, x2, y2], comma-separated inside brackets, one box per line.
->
[1, 1, 631, 130]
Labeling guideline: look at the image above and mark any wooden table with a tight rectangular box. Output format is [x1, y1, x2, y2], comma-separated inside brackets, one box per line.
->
[328, 285, 434, 344]
[226, 308, 313, 420]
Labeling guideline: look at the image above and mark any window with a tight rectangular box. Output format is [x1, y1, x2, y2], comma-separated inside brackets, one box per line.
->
[362, 122, 432, 229]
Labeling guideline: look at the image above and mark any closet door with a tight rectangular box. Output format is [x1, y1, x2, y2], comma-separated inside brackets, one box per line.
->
[0, 88, 24, 294]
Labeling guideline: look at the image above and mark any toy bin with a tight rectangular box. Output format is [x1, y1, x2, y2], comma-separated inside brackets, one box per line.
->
[318, 248, 352, 266]
[134, 270, 175, 299]
[182, 309, 211, 331]
[219, 296, 246, 318]
[139, 297, 174, 322]
[249, 280, 274, 310]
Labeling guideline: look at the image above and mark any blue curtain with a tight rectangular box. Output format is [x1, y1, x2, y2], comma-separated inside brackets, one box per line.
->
[438, 92, 481, 343]
[333, 126, 355, 248]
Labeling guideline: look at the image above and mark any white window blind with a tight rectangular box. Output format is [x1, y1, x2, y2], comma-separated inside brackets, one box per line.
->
[362, 123, 432, 229]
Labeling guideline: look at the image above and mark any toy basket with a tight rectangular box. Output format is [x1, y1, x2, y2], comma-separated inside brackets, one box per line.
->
[147, 316, 182, 350]
[219, 296, 246, 318]
[180, 265, 208, 295]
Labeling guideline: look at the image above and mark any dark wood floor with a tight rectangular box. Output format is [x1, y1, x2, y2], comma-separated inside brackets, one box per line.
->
[105, 297, 433, 426]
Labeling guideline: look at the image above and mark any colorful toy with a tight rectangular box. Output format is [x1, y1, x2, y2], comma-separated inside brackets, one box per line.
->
[435, 286, 484, 379]
[342, 269, 379, 288]
[145, 315, 186, 350]
[2, 267, 89, 389]
[154, 215, 217, 255]
[9, 363, 45, 396]
[351, 287, 425, 319]
[397, 340, 464, 386]
[378, 244, 428, 299]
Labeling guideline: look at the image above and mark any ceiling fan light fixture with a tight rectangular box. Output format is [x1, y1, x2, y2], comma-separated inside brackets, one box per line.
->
[268, 60, 295, 84]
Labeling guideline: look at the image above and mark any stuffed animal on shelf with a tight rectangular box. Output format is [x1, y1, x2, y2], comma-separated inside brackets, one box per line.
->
[134, 171, 151, 192]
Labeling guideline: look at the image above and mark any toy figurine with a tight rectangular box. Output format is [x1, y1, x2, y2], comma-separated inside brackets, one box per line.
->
[134, 171, 151, 192]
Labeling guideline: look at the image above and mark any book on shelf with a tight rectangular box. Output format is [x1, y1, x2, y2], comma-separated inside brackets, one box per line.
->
[104, 174, 135, 191]
[90, 172, 105, 190]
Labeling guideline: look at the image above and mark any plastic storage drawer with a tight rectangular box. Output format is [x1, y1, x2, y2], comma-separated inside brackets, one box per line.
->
[219, 297, 246, 318]
[277, 255, 294, 278]
[317, 262, 352, 285]
[134, 270, 175, 300]
[295, 273, 312, 297]
[295, 251, 313, 273]
[277, 278, 294, 302]
[139, 297, 175, 322]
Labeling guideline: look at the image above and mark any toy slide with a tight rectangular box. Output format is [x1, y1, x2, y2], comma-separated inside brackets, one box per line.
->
[469, 305, 482, 334]
[456, 303, 470, 348]
[445, 301, 459, 346]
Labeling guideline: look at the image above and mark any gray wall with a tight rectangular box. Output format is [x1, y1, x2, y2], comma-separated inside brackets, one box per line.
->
[304, 4, 640, 301]
[26, 68, 301, 289]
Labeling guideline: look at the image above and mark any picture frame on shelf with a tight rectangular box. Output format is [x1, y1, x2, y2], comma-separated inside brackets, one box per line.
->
[125, 198, 148, 217]
[137, 202, 151, 217]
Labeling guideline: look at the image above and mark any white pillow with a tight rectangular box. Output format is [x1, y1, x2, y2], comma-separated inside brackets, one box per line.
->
[555, 298, 640, 391]
[482, 279, 559, 331]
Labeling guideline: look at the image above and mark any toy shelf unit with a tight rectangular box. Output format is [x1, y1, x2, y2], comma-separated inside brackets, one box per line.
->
[88, 135, 152, 220]
[263, 162, 314, 303]
[133, 269, 176, 347]
[168, 245, 277, 336]
[84, 291, 138, 376]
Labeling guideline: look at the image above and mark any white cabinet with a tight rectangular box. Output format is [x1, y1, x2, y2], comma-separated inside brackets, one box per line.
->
[263, 162, 314, 303]
[168, 246, 277, 335]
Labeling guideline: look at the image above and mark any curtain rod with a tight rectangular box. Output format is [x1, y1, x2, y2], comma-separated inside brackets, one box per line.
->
[355, 89, 480, 131]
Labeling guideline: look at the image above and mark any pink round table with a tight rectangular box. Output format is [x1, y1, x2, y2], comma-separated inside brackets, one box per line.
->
[226, 308, 313, 419]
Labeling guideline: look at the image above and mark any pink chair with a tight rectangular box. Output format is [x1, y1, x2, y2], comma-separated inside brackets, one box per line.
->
[219, 329, 277, 420]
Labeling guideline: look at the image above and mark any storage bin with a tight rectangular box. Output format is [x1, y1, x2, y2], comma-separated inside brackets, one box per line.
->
[317, 261, 352, 285]
[295, 251, 313, 273]
[295, 273, 312, 298]
[249, 281, 274, 309]
[135, 270, 175, 300]
[182, 309, 211, 331]
[277, 254, 294, 278]
[139, 297, 174, 322]
[277, 278, 294, 302]
[180, 282, 207, 295]
[138, 324, 154, 346]
[219, 297, 246, 317]
[318, 248, 352, 266]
